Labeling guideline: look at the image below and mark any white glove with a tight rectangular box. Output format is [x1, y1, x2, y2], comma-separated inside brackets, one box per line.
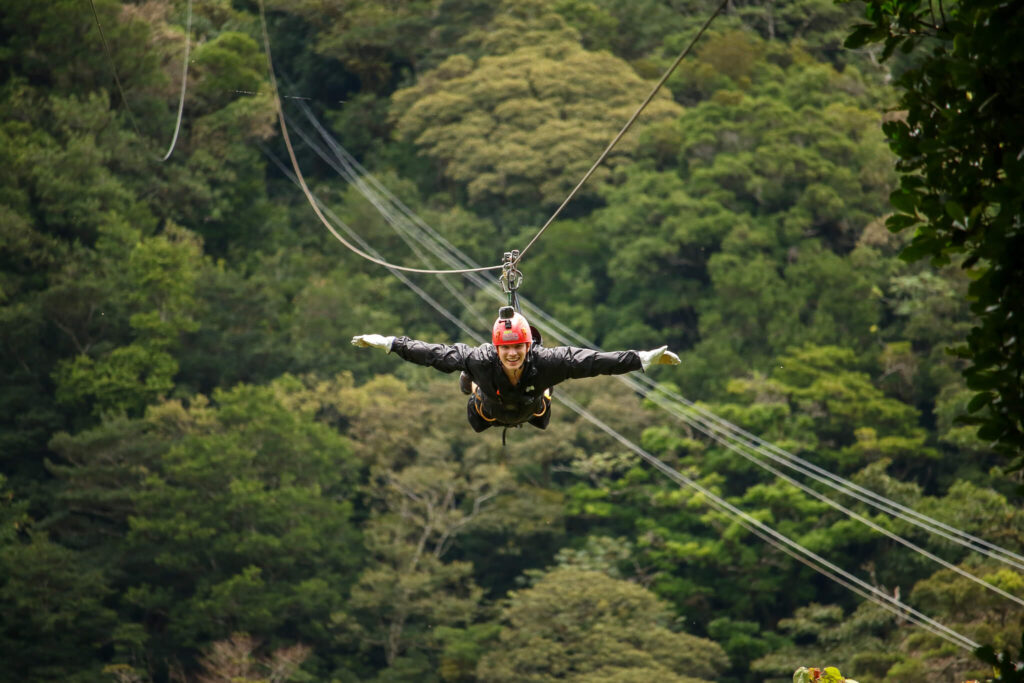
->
[351, 334, 395, 352]
[638, 345, 680, 372]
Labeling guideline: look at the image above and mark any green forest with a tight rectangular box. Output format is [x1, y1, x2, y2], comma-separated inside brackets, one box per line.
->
[2, 0, 1022, 681]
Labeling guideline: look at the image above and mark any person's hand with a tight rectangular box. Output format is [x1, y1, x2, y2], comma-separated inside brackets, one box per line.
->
[638, 345, 680, 371]
[351, 334, 395, 351]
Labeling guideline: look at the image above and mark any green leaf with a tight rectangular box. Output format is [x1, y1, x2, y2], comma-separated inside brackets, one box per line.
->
[889, 189, 920, 214]
[886, 213, 920, 232]
[977, 421, 1006, 441]
[967, 392, 992, 413]
[881, 35, 905, 60]
[899, 238, 938, 262]
[844, 24, 885, 49]
[944, 200, 966, 223]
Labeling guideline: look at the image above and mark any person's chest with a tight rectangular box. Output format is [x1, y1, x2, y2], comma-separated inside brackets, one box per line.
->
[488, 363, 544, 405]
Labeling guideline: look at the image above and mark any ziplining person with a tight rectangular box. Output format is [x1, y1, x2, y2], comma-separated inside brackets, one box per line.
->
[352, 306, 680, 434]
[251, 0, 710, 438]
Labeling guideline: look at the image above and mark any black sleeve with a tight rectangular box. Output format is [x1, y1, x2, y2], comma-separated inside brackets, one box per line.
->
[539, 346, 642, 385]
[390, 337, 475, 374]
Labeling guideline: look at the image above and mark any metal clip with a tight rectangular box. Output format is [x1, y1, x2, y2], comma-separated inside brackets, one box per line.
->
[499, 250, 523, 295]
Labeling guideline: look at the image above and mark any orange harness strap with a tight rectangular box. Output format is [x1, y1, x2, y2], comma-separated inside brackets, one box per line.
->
[472, 392, 498, 423]
[532, 398, 549, 418]
[473, 387, 548, 423]
[473, 389, 549, 423]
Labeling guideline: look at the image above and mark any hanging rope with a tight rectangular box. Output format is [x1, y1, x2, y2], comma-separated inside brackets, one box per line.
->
[87, 0, 194, 161]
[282, 109, 493, 328]
[256, 0, 503, 276]
[262, 144, 487, 343]
[161, 0, 193, 161]
[515, 0, 729, 265]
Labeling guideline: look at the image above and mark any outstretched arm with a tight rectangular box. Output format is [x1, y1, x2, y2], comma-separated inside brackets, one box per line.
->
[351, 334, 473, 374]
[539, 345, 680, 384]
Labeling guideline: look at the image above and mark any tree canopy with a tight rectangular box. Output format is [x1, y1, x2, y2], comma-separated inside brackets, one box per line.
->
[0, 2, 1019, 682]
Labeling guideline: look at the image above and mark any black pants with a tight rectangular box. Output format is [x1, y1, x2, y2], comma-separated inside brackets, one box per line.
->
[466, 394, 552, 433]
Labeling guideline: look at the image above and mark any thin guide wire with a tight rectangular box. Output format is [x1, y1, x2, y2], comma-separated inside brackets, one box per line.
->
[256, 0, 502, 276]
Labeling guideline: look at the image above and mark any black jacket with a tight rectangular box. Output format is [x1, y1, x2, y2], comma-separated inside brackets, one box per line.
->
[391, 337, 642, 425]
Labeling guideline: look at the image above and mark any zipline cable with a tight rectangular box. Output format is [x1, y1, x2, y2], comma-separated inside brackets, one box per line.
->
[308, 123, 1024, 579]
[514, 0, 729, 265]
[644, 378, 1024, 570]
[291, 173, 979, 648]
[281, 111, 491, 330]
[256, 0, 502, 276]
[556, 392, 980, 653]
[260, 146, 484, 342]
[637, 378, 1024, 572]
[615, 373, 1024, 607]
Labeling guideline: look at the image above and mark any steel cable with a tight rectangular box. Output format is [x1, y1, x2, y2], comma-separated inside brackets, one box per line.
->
[300, 119, 1024, 585]
[515, 0, 729, 264]
[256, 0, 502, 276]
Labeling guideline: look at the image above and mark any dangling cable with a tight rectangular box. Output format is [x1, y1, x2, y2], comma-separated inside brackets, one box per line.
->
[160, 0, 193, 161]
[255, 0, 502, 276]
[88, 0, 194, 160]
[261, 145, 487, 343]
[281, 109, 491, 329]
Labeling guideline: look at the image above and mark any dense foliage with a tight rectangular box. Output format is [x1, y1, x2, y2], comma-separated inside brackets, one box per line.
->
[844, 3, 1024, 677]
[845, 0, 1024, 473]
[0, 1, 1021, 682]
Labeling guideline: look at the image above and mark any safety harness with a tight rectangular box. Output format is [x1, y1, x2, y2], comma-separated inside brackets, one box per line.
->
[471, 384, 551, 446]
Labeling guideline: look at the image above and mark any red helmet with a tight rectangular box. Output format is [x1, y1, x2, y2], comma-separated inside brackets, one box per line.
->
[492, 311, 532, 346]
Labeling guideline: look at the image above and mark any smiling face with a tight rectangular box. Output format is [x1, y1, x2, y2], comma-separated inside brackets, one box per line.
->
[497, 343, 529, 372]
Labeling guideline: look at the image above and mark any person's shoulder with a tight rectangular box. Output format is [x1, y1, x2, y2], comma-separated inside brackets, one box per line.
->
[468, 343, 495, 360]
[535, 344, 573, 352]
[532, 344, 569, 363]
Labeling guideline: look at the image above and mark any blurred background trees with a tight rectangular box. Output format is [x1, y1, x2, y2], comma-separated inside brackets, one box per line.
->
[0, 1, 1019, 682]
